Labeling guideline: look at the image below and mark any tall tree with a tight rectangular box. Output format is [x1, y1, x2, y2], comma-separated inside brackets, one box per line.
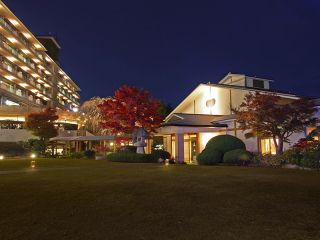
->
[79, 97, 110, 135]
[25, 107, 59, 154]
[99, 85, 163, 135]
[234, 92, 317, 155]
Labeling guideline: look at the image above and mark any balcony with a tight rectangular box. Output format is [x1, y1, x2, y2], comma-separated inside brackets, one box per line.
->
[0, 18, 55, 75]
[0, 18, 38, 56]
[0, 60, 53, 99]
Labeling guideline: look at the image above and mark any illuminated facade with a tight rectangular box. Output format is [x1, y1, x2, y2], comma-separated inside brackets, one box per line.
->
[156, 73, 315, 163]
[0, 1, 80, 120]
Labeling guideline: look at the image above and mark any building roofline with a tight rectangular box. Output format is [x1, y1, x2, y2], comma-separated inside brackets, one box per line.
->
[37, 35, 62, 49]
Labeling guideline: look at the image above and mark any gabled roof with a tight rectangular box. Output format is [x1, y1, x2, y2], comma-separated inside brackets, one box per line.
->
[165, 81, 300, 121]
[163, 113, 228, 127]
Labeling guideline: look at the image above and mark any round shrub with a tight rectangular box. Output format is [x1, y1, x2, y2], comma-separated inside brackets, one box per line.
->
[197, 149, 223, 165]
[151, 150, 171, 161]
[223, 149, 253, 165]
[206, 135, 246, 154]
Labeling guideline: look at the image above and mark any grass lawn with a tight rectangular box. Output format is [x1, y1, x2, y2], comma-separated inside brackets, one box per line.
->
[0, 159, 320, 240]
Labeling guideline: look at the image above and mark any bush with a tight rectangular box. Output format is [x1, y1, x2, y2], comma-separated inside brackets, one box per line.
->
[261, 154, 284, 167]
[107, 152, 157, 163]
[151, 150, 171, 160]
[84, 150, 95, 159]
[197, 149, 223, 165]
[282, 149, 302, 165]
[23, 139, 46, 155]
[300, 151, 320, 169]
[223, 149, 253, 165]
[60, 152, 85, 159]
[206, 135, 246, 154]
[117, 145, 137, 153]
[0, 142, 27, 156]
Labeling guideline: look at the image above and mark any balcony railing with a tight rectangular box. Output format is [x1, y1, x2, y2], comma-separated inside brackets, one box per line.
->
[0, 18, 39, 56]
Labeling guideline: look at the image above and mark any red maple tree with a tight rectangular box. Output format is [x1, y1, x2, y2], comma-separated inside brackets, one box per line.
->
[234, 92, 317, 155]
[98, 85, 164, 135]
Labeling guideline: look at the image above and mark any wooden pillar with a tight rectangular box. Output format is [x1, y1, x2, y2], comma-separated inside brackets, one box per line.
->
[175, 133, 184, 163]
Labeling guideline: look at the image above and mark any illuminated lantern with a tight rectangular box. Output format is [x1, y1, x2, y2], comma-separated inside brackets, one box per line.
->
[206, 98, 216, 108]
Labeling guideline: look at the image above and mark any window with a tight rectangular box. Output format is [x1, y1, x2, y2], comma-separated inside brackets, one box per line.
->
[252, 79, 265, 89]
[261, 138, 278, 155]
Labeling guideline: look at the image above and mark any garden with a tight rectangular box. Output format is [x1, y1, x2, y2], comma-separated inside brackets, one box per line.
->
[1, 158, 320, 240]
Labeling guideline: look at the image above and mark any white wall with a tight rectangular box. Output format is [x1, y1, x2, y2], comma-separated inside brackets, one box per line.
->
[179, 86, 250, 115]
[0, 129, 37, 142]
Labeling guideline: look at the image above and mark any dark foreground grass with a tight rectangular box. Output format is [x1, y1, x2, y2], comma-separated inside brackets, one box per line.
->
[0, 159, 320, 240]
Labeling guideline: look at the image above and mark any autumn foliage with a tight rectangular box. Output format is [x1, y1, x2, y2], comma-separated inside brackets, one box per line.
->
[25, 107, 59, 140]
[234, 92, 317, 155]
[98, 85, 164, 135]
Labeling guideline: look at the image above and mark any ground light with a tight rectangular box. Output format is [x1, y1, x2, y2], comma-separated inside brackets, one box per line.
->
[164, 159, 170, 166]
[30, 160, 36, 168]
[30, 153, 36, 159]
[0, 155, 4, 160]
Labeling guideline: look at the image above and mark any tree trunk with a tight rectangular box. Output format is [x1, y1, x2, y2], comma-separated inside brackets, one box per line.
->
[275, 138, 284, 155]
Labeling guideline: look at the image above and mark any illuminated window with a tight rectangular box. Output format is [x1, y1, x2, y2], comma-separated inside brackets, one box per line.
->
[261, 138, 277, 155]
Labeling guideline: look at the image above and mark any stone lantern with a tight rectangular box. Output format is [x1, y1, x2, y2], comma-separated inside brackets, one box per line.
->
[132, 128, 148, 154]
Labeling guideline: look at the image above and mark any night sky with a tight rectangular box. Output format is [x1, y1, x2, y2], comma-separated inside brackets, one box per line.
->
[5, 0, 320, 106]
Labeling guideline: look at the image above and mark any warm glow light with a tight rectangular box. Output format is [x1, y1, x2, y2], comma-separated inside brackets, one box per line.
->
[44, 83, 50, 88]
[8, 37, 17, 43]
[23, 33, 32, 39]
[44, 70, 51, 75]
[73, 107, 79, 113]
[31, 160, 36, 168]
[5, 75, 14, 81]
[19, 83, 29, 87]
[33, 58, 40, 63]
[21, 66, 30, 71]
[30, 89, 38, 93]
[45, 57, 52, 62]
[34, 44, 42, 49]
[5, 100, 19, 106]
[31, 73, 39, 78]
[37, 79, 44, 83]
[38, 65, 44, 69]
[165, 159, 170, 166]
[21, 49, 30, 54]
[200, 133, 220, 151]
[9, 19, 19, 26]
[110, 142, 114, 147]
[0, 155, 4, 160]
[7, 56, 17, 62]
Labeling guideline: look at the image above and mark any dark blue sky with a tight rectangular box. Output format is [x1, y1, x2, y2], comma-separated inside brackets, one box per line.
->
[6, 0, 320, 106]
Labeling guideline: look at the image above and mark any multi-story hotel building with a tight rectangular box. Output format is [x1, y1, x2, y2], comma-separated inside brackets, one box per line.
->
[0, 1, 80, 121]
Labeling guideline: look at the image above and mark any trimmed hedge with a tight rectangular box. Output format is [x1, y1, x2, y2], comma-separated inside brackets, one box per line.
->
[197, 149, 223, 165]
[206, 135, 246, 154]
[107, 152, 158, 163]
[300, 151, 320, 169]
[117, 146, 137, 153]
[151, 150, 171, 160]
[223, 149, 253, 165]
[0, 142, 27, 156]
